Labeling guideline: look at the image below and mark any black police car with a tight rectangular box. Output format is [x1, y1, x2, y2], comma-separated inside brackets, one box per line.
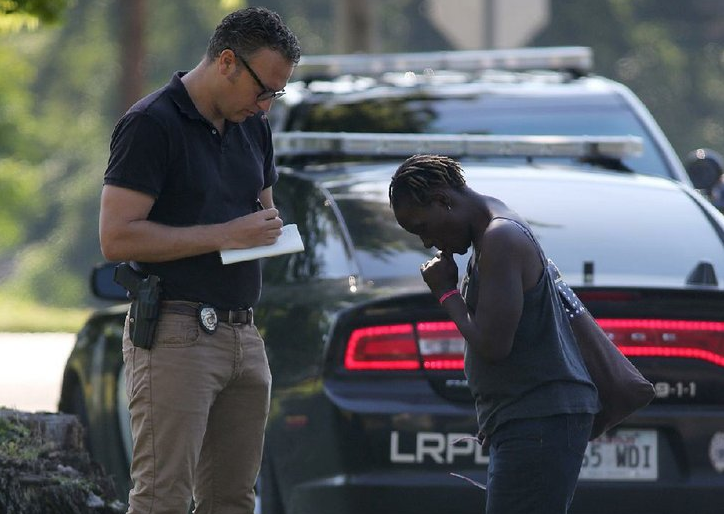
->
[60, 48, 724, 513]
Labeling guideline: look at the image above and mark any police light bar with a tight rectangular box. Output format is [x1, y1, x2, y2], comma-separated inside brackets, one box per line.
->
[274, 133, 643, 161]
[294, 47, 592, 80]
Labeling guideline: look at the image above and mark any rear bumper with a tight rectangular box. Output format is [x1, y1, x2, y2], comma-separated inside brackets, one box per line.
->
[285, 470, 483, 514]
[572, 482, 724, 514]
[282, 470, 724, 514]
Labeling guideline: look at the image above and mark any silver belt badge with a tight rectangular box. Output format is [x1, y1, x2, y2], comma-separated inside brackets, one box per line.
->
[198, 304, 218, 334]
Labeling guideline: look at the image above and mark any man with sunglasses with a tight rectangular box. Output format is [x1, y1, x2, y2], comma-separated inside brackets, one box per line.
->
[99, 7, 300, 513]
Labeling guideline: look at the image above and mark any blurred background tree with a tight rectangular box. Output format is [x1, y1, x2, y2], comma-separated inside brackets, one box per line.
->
[0, 0, 246, 306]
[533, 0, 724, 169]
[1, 0, 723, 312]
[0, 0, 68, 283]
[0, 0, 69, 30]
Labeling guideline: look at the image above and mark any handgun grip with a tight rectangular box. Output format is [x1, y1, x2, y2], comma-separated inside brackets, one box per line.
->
[113, 262, 143, 296]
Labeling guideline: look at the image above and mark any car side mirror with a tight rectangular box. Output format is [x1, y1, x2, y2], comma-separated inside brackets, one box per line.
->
[684, 148, 724, 191]
[91, 262, 129, 301]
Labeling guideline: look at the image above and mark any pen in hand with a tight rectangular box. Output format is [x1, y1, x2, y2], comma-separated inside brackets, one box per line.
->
[255, 199, 283, 227]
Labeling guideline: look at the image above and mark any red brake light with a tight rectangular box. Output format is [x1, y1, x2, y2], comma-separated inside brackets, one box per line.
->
[345, 324, 420, 370]
[596, 318, 724, 368]
[343, 318, 724, 372]
[344, 322, 466, 371]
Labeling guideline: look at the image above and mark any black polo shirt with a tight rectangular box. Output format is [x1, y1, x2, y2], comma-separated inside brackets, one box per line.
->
[104, 72, 278, 310]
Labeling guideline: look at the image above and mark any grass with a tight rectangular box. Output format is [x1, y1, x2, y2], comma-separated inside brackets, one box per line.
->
[0, 414, 42, 462]
[0, 294, 91, 333]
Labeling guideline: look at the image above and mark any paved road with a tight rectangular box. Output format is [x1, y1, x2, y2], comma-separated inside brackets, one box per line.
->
[0, 332, 75, 412]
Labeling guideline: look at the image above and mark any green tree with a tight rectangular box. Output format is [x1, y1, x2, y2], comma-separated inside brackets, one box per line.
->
[0, 29, 48, 256]
[0, 0, 69, 259]
[0, 0, 70, 31]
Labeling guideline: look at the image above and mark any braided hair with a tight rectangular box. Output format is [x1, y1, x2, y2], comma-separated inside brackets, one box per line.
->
[389, 154, 466, 208]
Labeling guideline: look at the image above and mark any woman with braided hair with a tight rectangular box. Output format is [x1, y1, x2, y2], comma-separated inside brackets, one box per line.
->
[389, 154, 599, 514]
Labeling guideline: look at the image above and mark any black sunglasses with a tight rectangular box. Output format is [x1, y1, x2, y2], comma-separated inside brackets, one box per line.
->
[234, 53, 286, 102]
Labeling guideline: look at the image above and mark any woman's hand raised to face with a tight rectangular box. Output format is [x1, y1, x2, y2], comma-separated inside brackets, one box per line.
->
[420, 250, 459, 298]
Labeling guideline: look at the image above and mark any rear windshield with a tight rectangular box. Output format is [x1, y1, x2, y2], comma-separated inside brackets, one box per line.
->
[331, 172, 724, 288]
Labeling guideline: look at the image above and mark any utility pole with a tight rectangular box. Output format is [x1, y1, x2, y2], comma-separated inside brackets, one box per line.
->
[483, 0, 496, 49]
[335, 0, 376, 53]
[119, 0, 146, 113]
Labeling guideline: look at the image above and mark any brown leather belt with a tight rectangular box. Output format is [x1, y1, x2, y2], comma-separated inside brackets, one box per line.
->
[163, 302, 253, 325]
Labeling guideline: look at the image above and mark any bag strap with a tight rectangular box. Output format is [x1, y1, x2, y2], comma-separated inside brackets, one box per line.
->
[547, 260, 587, 319]
[490, 217, 587, 320]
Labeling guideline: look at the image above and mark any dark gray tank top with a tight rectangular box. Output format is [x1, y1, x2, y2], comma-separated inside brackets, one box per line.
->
[461, 217, 599, 435]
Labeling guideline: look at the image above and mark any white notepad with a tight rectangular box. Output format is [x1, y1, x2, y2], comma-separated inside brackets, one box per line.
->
[220, 224, 305, 264]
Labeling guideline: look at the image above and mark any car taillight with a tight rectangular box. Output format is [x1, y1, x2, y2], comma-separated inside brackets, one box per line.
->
[344, 322, 465, 371]
[344, 324, 420, 370]
[598, 319, 724, 368]
[343, 318, 724, 371]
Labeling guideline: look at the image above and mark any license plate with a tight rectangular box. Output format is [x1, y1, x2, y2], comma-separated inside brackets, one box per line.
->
[579, 429, 657, 481]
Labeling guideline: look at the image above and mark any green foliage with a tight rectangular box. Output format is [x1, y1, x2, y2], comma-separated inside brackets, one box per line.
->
[0, 0, 70, 32]
[0, 0, 70, 21]
[0, 43, 34, 151]
[0, 35, 47, 255]
[6, 243, 88, 306]
[0, 159, 43, 253]
[0, 414, 41, 462]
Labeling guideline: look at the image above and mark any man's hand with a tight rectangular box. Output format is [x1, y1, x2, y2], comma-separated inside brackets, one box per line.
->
[420, 251, 459, 298]
[223, 208, 283, 249]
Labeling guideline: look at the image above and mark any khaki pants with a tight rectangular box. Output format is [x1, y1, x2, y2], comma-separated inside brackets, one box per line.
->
[122, 302, 271, 514]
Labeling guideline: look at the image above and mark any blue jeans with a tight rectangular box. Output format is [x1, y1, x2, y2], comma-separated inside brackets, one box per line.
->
[486, 413, 593, 514]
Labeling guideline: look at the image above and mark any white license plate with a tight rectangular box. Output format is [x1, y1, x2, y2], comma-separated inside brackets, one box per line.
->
[579, 429, 658, 481]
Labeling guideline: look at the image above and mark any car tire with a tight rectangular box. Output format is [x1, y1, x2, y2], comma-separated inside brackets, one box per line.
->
[116, 363, 133, 466]
[66, 379, 92, 452]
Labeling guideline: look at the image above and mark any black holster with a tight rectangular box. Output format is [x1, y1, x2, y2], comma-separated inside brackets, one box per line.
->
[113, 262, 162, 350]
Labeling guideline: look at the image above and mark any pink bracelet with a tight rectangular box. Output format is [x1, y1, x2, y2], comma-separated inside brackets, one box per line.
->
[438, 289, 460, 304]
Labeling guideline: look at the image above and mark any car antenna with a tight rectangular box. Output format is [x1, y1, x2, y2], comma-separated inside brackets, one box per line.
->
[583, 261, 594, 285]
[686, 260, 718, 287]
